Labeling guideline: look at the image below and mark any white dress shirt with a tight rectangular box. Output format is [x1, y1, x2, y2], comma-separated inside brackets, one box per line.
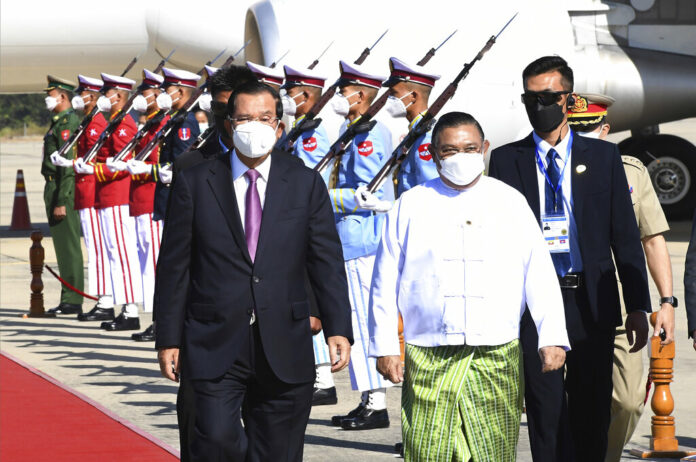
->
[368, 176, 570, 358]
[533, 129, 582, 271]
[230, 149, 271, 232]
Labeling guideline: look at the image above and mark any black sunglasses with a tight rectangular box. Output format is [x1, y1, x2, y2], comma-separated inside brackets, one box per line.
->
[521, 90, 571, 106]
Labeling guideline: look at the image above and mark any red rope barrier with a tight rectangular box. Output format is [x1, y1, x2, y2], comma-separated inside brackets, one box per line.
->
[44, 265, 98, 301]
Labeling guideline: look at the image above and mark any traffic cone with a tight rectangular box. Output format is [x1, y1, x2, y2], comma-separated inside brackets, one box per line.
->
[9, 169, 32, 231]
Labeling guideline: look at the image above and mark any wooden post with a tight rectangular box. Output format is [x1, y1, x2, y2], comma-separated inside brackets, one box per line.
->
[25, 230, 54, 318]
[630, 313, 695, 458]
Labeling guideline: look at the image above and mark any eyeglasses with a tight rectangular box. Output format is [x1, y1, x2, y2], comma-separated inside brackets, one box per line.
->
[521, 90, 571, 106]
[227, 115, 280, 126]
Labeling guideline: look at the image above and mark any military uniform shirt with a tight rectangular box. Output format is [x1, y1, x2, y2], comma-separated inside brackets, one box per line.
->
[396, 112, 438, 197]
[622, 155, 669, 237]
[42, 108, 80, 207]
[291, 114, 331, 174]
[331, 117, 392, 261]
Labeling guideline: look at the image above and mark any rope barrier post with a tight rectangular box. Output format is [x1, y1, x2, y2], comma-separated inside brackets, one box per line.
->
[629, 313, 696, 459]
[25, 230, 54, 318]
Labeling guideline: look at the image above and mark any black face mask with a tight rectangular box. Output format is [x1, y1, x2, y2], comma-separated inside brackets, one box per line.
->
[525, 101, 565, 133]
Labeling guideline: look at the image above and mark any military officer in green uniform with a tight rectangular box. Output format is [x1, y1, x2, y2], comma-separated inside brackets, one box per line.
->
[568, 93, 675, 462]
[42, 75, 85, 315]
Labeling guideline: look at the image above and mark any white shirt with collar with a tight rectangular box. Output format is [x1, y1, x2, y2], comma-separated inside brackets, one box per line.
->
[533, 129, 573, 218]
[230, 149, 272, 232]
[368, 175, 570, 357]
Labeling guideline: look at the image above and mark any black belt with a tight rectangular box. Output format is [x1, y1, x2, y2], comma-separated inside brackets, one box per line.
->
[558, 272, 583, 289]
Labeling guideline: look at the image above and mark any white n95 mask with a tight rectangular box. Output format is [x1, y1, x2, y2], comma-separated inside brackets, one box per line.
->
[156, 92, 173, 111]
[281, 93, 304, 117]
[330, 91, 359, 117]
[385, 93, 412, 118]
[233, 121, 279, 158]
[71, 96, 85, 111]
[577, 127, 603, 139]
[198, 93, 213, 113]
[97, 94, 117, 112]
[45, 96, 59, 111]
[438, 152, 485, 186]
[131, 95, 149, 113]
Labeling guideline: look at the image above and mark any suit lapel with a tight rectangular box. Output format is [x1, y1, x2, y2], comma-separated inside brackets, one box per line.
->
[206, 153, 253, 266]
[516, 134, 541, 222]
[253, 152, 290, 265]
[570, 131, 589, 235]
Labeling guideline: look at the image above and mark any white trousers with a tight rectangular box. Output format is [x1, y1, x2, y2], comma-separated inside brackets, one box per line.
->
[345, 254, 392, 392]
[134, 213, 162, 313]
[98, 205, 143, 306]
[78, 207, 111, 297]
[313, 330, 331, 365]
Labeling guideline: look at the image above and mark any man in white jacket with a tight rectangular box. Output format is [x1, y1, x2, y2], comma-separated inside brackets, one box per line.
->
[368, 111, 570, 462]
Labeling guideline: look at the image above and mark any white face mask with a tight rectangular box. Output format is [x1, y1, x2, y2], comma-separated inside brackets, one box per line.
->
[438, 152, 485, 187]
[577, 126, 603, 139]
[96, 93, 118, 112]
[45, 96, 59, 111]
[198, 122, 209, 133]
[385, 93, 413, 118]
[233, 121, 279, 158]
[198, 93, 213, 113]
[131, 94, 149, 113]
[331, 91, 359, 117]
[281, 93, 304, 117]
[156, 90, 180, 111]
[71, 95, 85, 111]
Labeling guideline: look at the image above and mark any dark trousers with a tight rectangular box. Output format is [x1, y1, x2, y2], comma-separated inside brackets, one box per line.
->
[177, 375, 195, 462]
[522, 285, 616, 462]
[188, 324, 314, 462]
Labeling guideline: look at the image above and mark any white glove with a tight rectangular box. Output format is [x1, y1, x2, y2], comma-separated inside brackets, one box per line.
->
[73, 158, 94, 175]
[355, 185, 392, 213]
[156, 92, 173, 111]
[131, 94, 148, 113]
[50, 151, 73, 168]
[159, 164, 173, 184]
[198, 93, 213, 113]
[126, 159, 153, 176]
[106, 157, 128, 172]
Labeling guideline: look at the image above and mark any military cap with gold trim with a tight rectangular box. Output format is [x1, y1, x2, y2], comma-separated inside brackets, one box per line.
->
[44, 75, 77, 92]
[568, 93, 615, 127]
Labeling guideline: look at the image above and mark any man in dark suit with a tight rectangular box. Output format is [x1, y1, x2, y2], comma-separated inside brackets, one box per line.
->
[488, 55, 650, 461]
[155, 81, 353, 462]
[685, 209, 696, 350]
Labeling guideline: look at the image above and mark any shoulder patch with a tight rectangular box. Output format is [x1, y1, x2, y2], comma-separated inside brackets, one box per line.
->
[621, 155, 646, 171]
[302, 136, 317, 152]
[417, 143, 432, 161]
[357, 140, 373, 157]
[178, 127, 191, 141]
[61, 129, 70, 141]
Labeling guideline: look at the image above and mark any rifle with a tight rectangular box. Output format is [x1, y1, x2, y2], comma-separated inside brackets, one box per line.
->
[218, 40, 252, 69]
[366, 13, 517, 193]
[312, 31, 458, 174]
[270, 49, 290, 68]
[82, 48, 176, 162]
[284, 29, 389, 147]
[197, 48, 227, 76]
[54, 51, 164, 161]
[112, 111, 168, 162]
[308, 41, 334, 70]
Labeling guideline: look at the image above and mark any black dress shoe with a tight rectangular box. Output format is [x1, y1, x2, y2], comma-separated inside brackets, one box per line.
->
[77, 306, 115, 322]
[331, 403, 365, 426]
[312, 387, 338, 406]
[101, 313, 140, 331]
[131, 323, 155, 342]
[47, 303, 82, 315]
[340, 407, 389, 430]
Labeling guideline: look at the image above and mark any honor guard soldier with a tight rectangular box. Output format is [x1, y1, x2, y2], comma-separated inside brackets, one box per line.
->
[383, 57, 441, 196]
[74, 73, 143, 329]
[106, 69, 170, 341]
[328, 60, 394, 430]
[568, 93, 675, 462]
[144, 67, 201, 222]
[280, 64, 338, 404]
[52, 75, 113, 314]
[42, 75, 85, 315]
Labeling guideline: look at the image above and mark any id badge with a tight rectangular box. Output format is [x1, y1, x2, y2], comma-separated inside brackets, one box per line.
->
[541, 214, 570, 254]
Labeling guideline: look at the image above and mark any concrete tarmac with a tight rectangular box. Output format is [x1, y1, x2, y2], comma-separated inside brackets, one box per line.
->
[2, 121, 695, 460]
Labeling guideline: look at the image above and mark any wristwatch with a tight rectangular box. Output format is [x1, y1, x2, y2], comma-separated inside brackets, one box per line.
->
[659, 296, 678, 308]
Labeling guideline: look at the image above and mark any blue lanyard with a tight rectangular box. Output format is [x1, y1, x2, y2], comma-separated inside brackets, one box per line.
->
[535, 131, 573, 213]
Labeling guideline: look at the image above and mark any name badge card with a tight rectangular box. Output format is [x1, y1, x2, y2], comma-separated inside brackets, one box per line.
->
[541, 214, 570, 254]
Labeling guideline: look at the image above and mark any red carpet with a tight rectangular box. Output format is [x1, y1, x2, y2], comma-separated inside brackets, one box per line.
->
[0, 353, 179, 461]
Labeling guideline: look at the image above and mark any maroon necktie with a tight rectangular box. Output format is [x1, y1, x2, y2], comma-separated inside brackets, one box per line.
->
[244, 169, 262, 262]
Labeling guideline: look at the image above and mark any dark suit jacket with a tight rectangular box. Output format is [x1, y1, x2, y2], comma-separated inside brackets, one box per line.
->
[154, 148, 353, 383]
[684, 209, 696, 338]
[488, 132, 650, 328]
[172, 127, 221, 179]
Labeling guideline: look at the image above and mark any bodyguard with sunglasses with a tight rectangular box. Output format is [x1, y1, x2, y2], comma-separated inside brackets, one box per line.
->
[488, 56, 650, 461]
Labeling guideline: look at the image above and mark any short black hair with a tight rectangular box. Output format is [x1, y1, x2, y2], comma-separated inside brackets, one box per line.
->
[227, 81, 283, 120]
[209, 65, 256, 97]
[431, 112, 485, 147]
[522, 56, 574, 91]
